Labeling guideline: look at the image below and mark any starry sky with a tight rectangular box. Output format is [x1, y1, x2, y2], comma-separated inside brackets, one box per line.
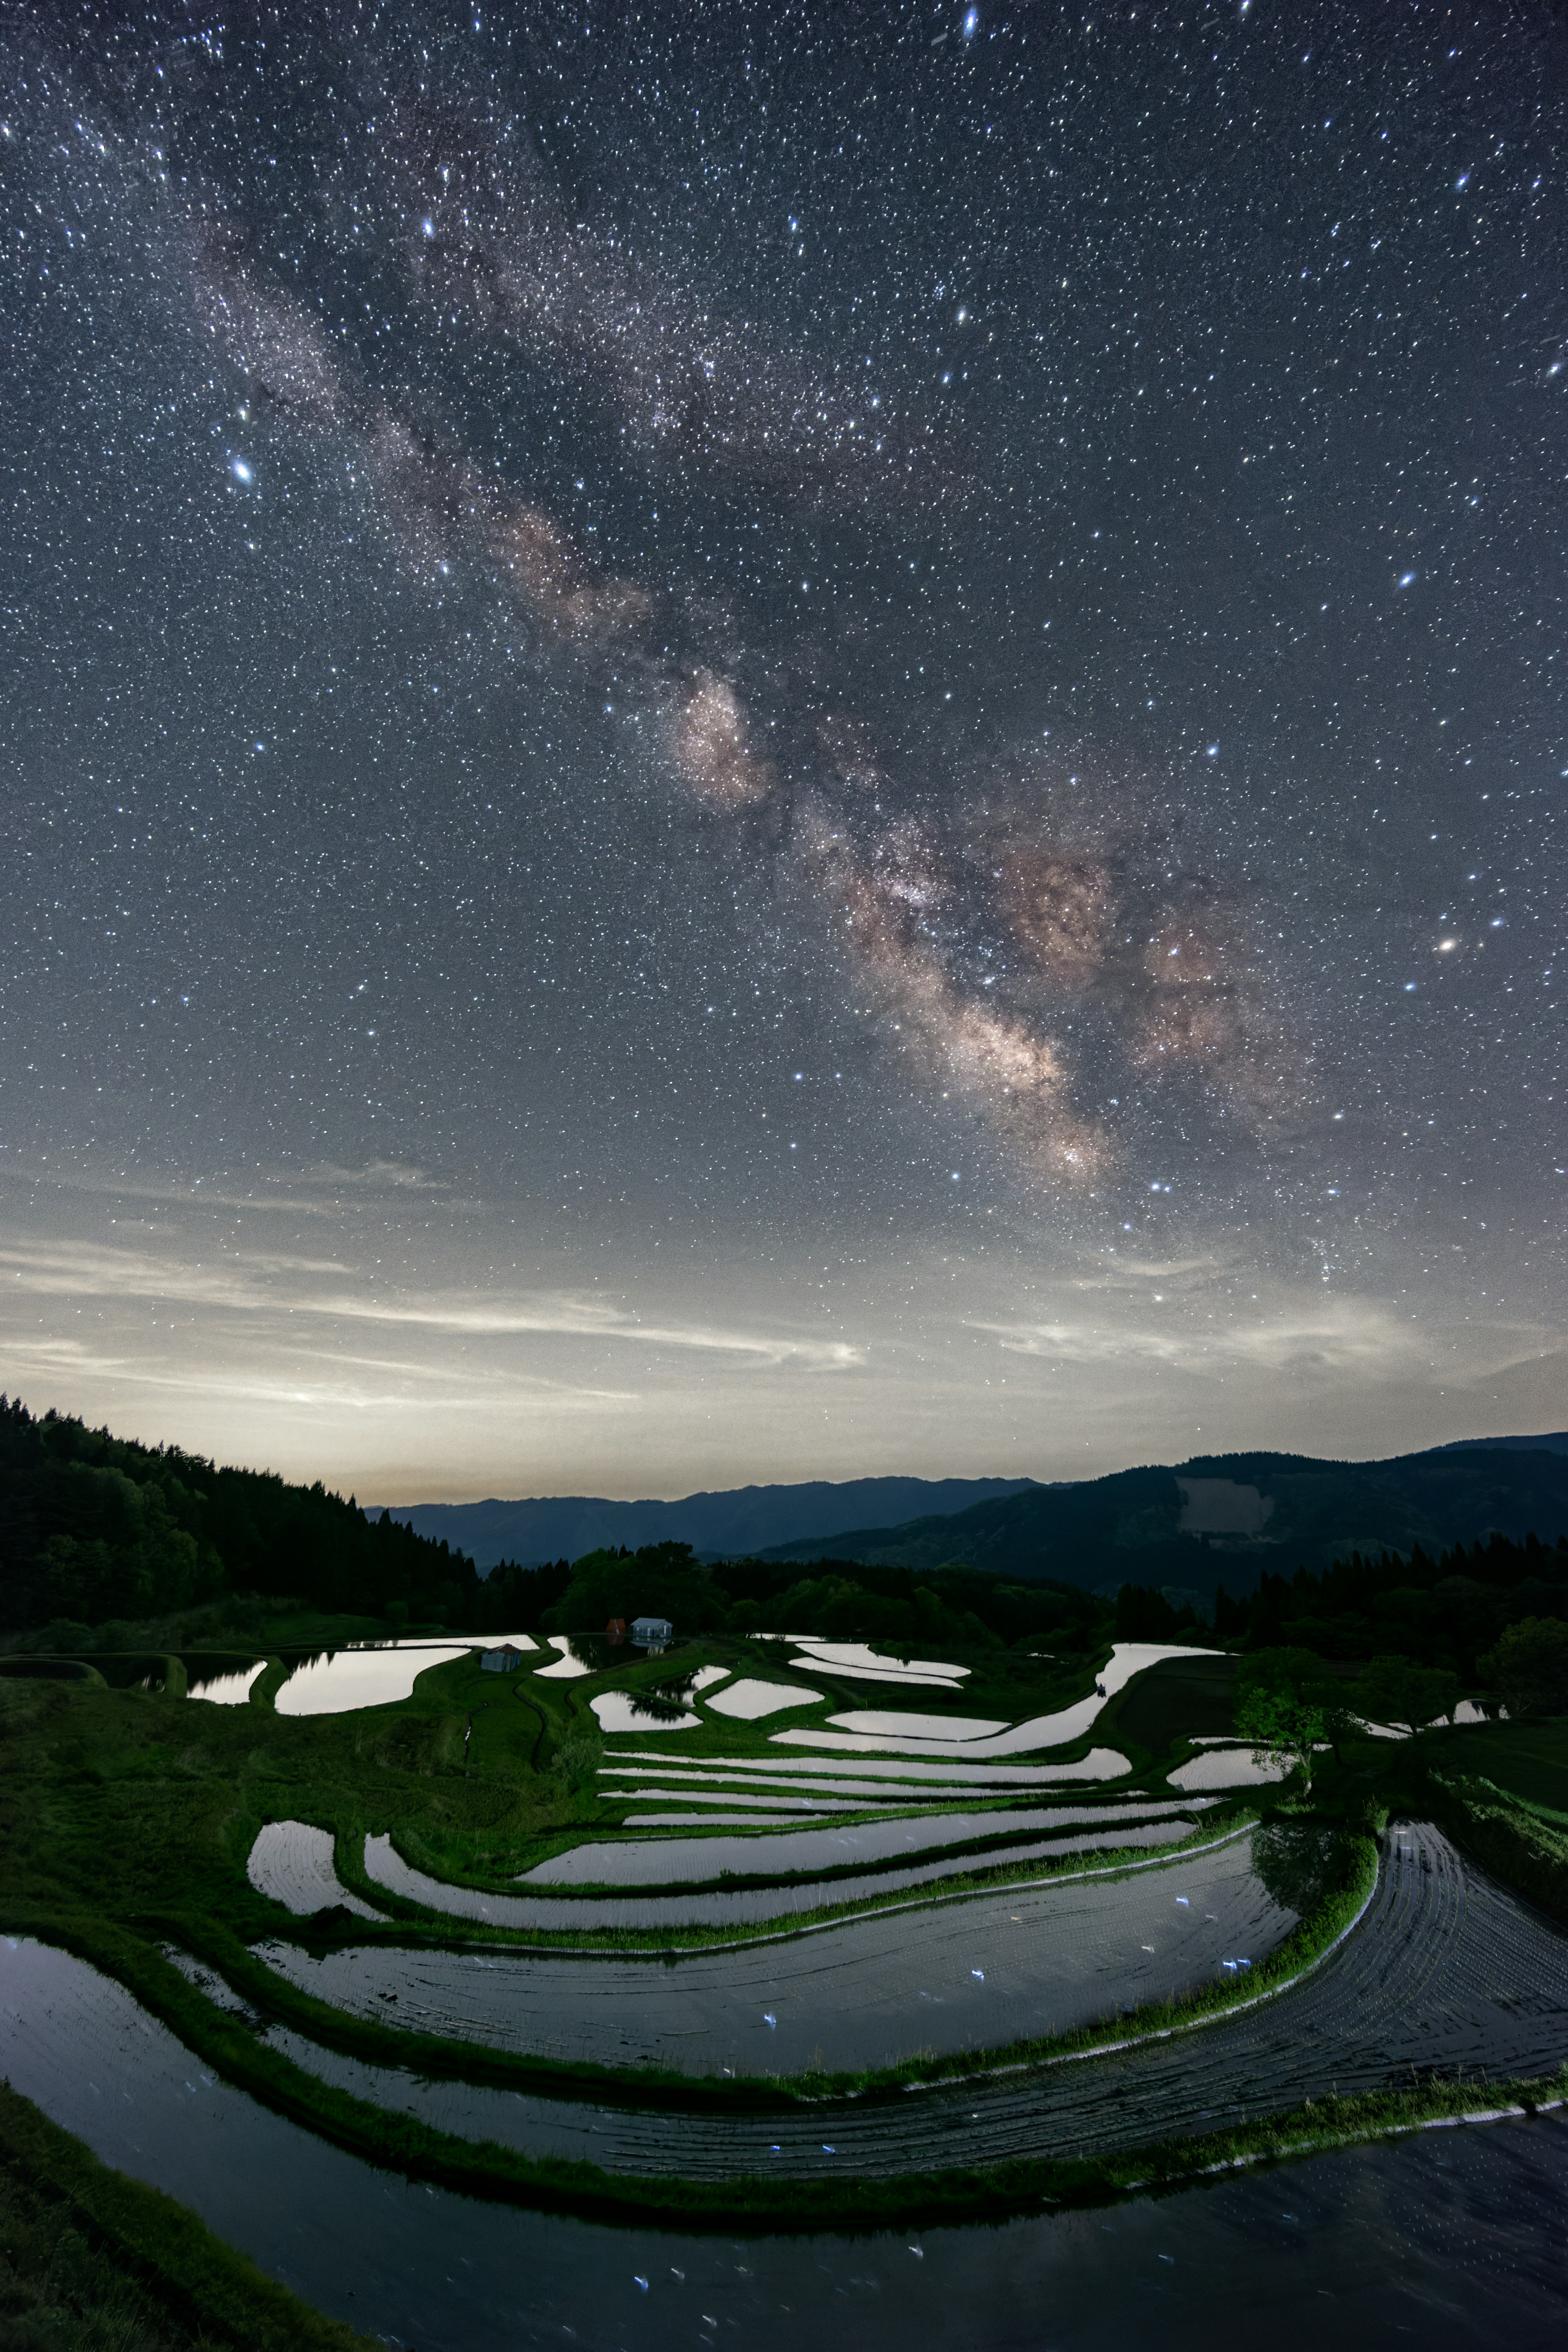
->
[2, 0, 1566, 1501]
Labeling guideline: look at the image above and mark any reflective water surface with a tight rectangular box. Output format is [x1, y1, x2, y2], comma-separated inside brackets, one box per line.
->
[1, 1933, 1564, 2350]
[274, 1644, 472, 1715]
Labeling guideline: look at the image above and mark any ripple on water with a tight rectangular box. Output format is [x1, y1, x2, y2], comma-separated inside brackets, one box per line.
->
[5, 1931, 1568, 2350]
[263, 1826, 1278, 2075]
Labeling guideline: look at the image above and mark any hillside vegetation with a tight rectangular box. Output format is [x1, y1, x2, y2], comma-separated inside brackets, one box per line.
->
[757, 1445, 1568, 1599]
[0, 1396, 480, 1637]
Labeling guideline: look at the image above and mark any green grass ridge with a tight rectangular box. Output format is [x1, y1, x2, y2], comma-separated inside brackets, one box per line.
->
[0, 2078, 378, 2349]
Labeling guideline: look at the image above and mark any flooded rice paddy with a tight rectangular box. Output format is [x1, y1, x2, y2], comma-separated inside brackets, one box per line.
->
[704, 1676, 825, 1718]
[3, 1825, 1567, 2345]
[763, 1642, 1218, 1760]
[601, 1785, 871, 1813]
[274, 1644, 473, 1715]
[824, 1708, 1009, 1739]
[534, 1636, 599, 1678]
[261, 1826, 1272, 2074]
[604, 1748, 1135, 1790]
[357, 1818, 1198, 1933]
[1168, 1748, 1291, 1790]
[185, 1658, 266, 1704]
[521, 1802, 1209, 1887]
[590, 1691, 703, 1732]
[785, 1641, 969, 1687]
[247, 1821, 384, 1920]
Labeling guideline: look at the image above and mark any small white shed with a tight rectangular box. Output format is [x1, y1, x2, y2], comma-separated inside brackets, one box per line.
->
[630, 1615, 673, 1647]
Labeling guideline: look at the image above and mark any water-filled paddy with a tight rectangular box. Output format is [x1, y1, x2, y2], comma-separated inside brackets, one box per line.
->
[773, 1732, 1137, 1775]
[84, 1652, 171, 1691]
[824, 1707, 1008, 1739]
[247, 1820, 383, 1919]
[223, 1826, 1568, 2168]
[705, 1675, 825, 1718]
[771, 1643, 1216, 1760]
[624, 1811, 838, 1826]
[786, 1641, 969, 1687]
[534, 1634, 597, 1677]
[263, 1826, 1271, 2072]
[7, 1932, 1568, 2350]
[356, 1817, 1197, 1933]
[185, 1656, 265, 1704]
[521, 1802, 1203, 1886]
[607, 1748, 1136, 1790]
[601, 1784, 872, 1812]
[590, 1689, 702, 1731]
[274, 1642, 472, 1715]
[1168, 1748, 1291, 1791]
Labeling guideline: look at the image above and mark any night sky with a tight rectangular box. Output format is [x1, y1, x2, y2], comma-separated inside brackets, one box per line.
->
[3, 2, 1566, 1499]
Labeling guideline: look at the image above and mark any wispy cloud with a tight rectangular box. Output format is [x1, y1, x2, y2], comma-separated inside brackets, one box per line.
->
[12, 1158, 456, 1217]
[969, 1296, 1559, 1381]
[0, 1240, 864, 1370]
[0, 1334, 637, 1414]
[304, 1290, 866, 1368]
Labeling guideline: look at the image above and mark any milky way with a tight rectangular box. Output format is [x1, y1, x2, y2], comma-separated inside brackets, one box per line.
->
[2, 4, 1565, 1492]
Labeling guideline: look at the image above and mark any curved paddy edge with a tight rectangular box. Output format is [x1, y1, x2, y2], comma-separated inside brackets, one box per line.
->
[0, 1825, 1372, 2124]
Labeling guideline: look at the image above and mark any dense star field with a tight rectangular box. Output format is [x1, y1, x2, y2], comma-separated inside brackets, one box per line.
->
[2, 1, 1565, 1494]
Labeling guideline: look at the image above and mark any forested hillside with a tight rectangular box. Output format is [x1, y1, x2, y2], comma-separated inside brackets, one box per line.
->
[534, 1539, 1110, 1651]
[0, 1397, 480, 1633]
[757, 1446, 1568, 1600]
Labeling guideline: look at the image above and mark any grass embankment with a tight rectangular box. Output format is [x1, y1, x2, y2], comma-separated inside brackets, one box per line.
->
[7, 1613, 1565, 2227]
[1412, 1718, 1568, 1925]
[2, 1821, 1375, 2217]
[8, 1950, 1564, 2238]
[357, 1797, 1239, 1933]
[1308, 1712, 1568, 1926]
[0, 2080, 374, 2350]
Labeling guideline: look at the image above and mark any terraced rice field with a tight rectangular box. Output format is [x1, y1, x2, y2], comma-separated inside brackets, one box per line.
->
[11, 1826, 1566, 2196]
[256, 1822, 1285, 2074]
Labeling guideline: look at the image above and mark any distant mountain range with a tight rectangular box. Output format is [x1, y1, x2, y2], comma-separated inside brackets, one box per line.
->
[753, 1436, 1568, 1599]
[363, 1475, 1042, 1570]
[1431, 1430, 1568, 1455]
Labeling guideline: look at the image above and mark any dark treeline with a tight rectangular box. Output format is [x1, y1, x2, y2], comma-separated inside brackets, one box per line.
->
[1208, 1529, 1568, 1677]
[0, 1397, 481, 1633]
[471, 1555, 575, 1632]
[539, 1541, 1109, 1650]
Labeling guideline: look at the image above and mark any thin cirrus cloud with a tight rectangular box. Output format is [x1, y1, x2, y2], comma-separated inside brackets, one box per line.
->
[0, 1240, 863, 1372]
[308, 1291, 866, 1368]
[968, 1296, 1557, 1381]
[0, 1333, 636, 1417]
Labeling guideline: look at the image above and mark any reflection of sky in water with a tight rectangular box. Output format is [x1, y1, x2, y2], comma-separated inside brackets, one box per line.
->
[187, 1663, 265, 1706]
[9, 1926, 1568, 2349]
[586, 1664, 731, 1726]
[522, 1804, 1184, 1886]
[603, 1785, 862, 1812]
[825, 1708, 1007, 1740]
[274, 1646, 470, 1716]
[534, 1635, 597, 1679]
[771, 1646, 1216, 1761]
[590, 1690, 701, 1733]
[788, 1641, 969, 1687]
[705, 1677, 824, 1719]
[345, 1634, 538, 1652]
[1167, 1749, 1289, 1791]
